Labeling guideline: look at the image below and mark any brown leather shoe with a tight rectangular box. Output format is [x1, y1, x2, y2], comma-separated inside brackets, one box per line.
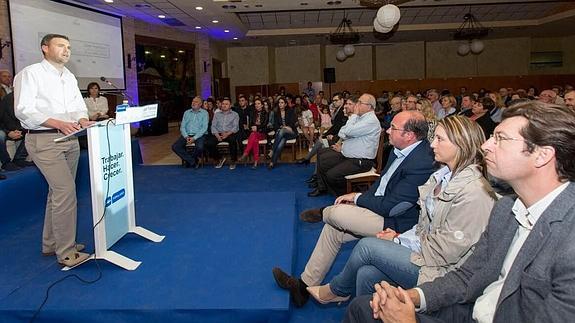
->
[299, 208, 323, 223]
[272, 267, 309, 307]
[43, 243, 86, 257]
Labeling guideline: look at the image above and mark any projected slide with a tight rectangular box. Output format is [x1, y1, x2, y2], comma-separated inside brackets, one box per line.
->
[9, 0, 125, 90]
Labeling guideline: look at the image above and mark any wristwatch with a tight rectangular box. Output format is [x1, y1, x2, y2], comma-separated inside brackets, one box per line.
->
[393, 237, 401, 245]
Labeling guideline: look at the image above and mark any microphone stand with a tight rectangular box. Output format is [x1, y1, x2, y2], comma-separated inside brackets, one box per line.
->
[101, 77, 134, 105]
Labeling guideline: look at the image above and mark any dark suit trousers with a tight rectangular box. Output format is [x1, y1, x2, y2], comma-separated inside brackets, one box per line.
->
[343, 295, 474, 323]
[316, 148, 373, 196]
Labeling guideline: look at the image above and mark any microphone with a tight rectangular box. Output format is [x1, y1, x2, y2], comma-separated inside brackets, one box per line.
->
[100, 76, 133, 104]
[100, 76, 115, 87]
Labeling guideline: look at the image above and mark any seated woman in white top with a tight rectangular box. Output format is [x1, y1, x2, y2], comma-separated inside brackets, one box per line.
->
[84, 82, 109, 121]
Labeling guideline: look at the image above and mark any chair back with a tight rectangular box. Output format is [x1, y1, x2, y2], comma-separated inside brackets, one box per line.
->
[375, 131, 391, 174]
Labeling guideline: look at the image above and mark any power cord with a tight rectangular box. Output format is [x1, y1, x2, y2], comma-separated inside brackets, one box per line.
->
[30, 119, 116, 322]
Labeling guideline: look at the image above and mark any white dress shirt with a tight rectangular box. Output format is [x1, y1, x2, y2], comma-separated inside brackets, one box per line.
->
[14, 59, 88, 130]
[1, 83, 12, 95]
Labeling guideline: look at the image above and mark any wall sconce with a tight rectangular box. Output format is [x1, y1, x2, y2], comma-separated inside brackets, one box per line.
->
[0, 38, 11, 60]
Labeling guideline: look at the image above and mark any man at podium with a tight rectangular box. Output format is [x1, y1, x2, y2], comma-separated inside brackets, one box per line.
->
[14, 34, 94, 267]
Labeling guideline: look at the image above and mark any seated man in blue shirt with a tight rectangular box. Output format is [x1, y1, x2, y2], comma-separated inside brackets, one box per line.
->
[205, 97, 240, 170]
[171, 96, 208, 168]
[309, 93, 382, 197]
[273, 110, 435, 308]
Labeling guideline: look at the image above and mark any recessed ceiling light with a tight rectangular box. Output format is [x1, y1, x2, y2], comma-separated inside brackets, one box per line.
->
[195, 26, 202, 29]
[104, 0, 114, 3]
[224, 29, 230, 33]
[212, 20, 219, 23]
[158, 15, 166, 18]
[178, 50, 185, 53]
[144, 51, 151, 55]
[195, 6, 203, 10]
[233, 37, 238, 40]
[160, 55, 166, 58]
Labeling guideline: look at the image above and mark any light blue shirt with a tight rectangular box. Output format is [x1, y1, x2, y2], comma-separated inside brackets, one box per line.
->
[436, 107, 456, 120]
[180, 108, 208, 140]
[374, 140, 423, 197]
[398, 166, 452, 253]
[338, 111, 381, 159]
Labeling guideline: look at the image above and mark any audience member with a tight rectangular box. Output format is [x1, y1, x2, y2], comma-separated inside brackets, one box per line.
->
[297, 93, 350, 166]
[272, 110, 434, 307]
[303, 81, 315, 99]
[308, 93, 381, 197]
[171, 96, 208, 168]
[299, 103, 315, 150]
[0, 70, 13, 100]
[268, 96, 298, 169]
[238, 98, 268, 169]
[565, 89, 575, 108]
[427, 89, 442, 115]
[470, 97, 497, 138]
[307, 116, 495, 304]
[415, 98, 437, 142]
[344, 101, 575, 323]
[538, 89, 557, 104]
[319, 106, 332, 134]
[84, 82, 109, 121]
[234, 94, 253, 149]
[436, 95, 456, 120]
[458, 94, 474, 117]
[487, 91, 504, 123]
[0, 92, 32, 171]
[205, 97, 239, 169]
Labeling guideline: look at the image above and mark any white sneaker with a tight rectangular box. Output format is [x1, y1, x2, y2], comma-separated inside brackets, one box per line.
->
[229, 163, 236, 170]
[215, 157, 226, 169]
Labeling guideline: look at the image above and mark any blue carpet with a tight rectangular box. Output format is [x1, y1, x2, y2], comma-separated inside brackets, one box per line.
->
[0, 162, 357, 323]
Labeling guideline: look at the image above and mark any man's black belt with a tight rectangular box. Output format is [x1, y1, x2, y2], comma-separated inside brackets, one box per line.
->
[25, 129, 60, 134]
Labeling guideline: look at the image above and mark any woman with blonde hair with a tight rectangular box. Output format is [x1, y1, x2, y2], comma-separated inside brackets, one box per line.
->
[436, 95, 457, 119]
[306, 116, 496, 304]
[416, 98, 437, 142]
[487, 91, 504, 123]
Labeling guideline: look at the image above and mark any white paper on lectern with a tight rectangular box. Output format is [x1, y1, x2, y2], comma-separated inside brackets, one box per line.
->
[53, 119, 112, 142]
[115, 103, 158, 125]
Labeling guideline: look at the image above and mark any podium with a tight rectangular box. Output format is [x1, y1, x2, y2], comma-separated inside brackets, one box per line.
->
[66, 104, 164, 270]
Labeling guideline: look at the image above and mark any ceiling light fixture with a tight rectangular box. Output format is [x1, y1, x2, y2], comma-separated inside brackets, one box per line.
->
[455, 12, 488, 56]
[195, 6, 203, 10]
[104, 0, 114, 3]
[195, 26, 202, 29]
[158, 15, 166, 19]
[224, 30, 230, 33]
[233, 37, 238, 40]
[330, 17, 360, 62]
[212, 20, 219, 23]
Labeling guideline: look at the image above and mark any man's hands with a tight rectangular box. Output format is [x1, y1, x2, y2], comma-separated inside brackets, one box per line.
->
[78, 118, 95, 129]
[216, 131, 233, 141]
[334, 192, 358, 205]
[331, 142, 342, 152]
[376, 228, 397, 241]
[7, 130, 22, 140]
[370, 282, 417, 323]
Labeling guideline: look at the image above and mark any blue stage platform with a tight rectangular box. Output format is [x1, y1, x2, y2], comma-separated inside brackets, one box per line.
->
[0, 156, 352, 323]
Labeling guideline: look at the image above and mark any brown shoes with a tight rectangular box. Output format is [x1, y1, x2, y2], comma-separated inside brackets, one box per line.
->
[299, 208, 323, 223]
[272, 267, 310, 307]
[42, 243, 86, 257]
[59, 251, 90, 267]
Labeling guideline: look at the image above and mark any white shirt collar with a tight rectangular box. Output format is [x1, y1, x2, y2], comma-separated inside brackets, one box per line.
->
[394, 140, 422, 159]
[512, 182, 569, 229]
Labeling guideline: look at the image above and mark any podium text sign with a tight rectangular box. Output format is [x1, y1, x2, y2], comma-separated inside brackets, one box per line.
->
[86, 104, 164, 270]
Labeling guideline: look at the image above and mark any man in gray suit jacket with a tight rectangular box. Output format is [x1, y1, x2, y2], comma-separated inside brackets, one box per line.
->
[344, 101, 575, 323]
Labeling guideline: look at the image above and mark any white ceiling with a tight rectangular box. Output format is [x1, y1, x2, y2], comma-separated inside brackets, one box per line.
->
[73, 0, 575, 46]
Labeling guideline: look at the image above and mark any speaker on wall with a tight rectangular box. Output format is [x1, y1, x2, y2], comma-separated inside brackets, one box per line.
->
[324, 68, 336, 84]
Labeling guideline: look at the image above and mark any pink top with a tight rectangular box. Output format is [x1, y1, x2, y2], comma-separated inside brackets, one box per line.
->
[320, 113, 332, 128]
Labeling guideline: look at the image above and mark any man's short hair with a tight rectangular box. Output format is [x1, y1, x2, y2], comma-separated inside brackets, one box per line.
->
[462, 94, 476, 102]
[403, 111, 429, 141]
[503, 101, 575, 181]
[40, 34, 69, 57]
[479, 97, 496, 112]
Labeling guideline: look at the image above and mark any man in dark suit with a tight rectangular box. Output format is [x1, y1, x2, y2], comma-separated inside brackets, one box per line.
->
[272, 110, 435, 307]
[0, 92, 30, 171]
[344, 101, 575, 323]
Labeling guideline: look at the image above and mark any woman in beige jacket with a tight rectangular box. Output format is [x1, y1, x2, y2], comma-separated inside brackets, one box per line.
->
[307, 116, 497, 304]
